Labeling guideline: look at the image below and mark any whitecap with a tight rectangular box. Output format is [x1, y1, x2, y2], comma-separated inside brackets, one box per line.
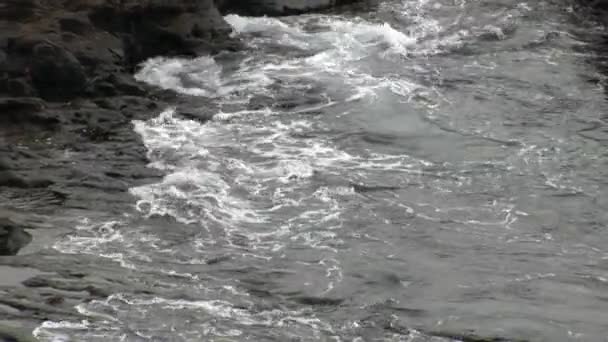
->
[135, 56, 221, 97]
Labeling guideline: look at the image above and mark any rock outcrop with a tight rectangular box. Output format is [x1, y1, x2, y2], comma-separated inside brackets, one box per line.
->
[0, 218, 32, 256]
[0, 0, 237, 102]
[0, 0, 242, 253]
[216, 0, 361, 16]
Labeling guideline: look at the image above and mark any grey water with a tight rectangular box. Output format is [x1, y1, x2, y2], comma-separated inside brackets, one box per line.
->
[36, 0, 608, 341]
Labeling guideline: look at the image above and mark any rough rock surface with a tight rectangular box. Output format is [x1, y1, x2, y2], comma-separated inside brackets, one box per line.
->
[0, 218, 32, 256]
[0, 0, 236, 210]
[0, 0, 237, 339]
[1, 0, 237, 100]
[217, 0, 362, 16]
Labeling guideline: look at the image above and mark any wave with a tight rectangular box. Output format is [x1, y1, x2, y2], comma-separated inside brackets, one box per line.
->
[135, 56, 222, 97]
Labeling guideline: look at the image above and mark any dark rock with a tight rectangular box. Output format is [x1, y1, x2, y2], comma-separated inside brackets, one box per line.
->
[0, 97, 44, 115]
[60, 32, 79, 43]
[581, 0, 608, 11]
[431, 330, 528, 342]
[217, 0, 362, 16]
[0, 324, 38, 342]
[0, 171, 28, 188]
[29, 42, 87, 101]
[105, 74, 146, 96]
[293, 296, 344, 306]
[0, 218, 32, 256]
[0, 97, 58, 126]
[59, 14, 93, 36]
[88, 0, 237, 66]
[0, 49, 6, 70]
[248, 95, 275, 110]
[6, 78, 35, 97]
[351, 183, 401, 193]
[45, 296, 65, 306]
[0, 0, 39, 21]
[1, 0, 240, 104]
[90, 81, 118, 97]
[0, 170, 53, 189]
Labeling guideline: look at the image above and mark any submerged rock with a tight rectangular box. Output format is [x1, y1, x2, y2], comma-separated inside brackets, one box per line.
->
[0, 218, 32, 256]
[0, 324, 37, 342]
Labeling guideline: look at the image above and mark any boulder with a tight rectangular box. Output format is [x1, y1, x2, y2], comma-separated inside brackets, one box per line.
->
[88, 0, 237, 66]
[0, 218, 32, 256]
[30, 42, 88, 101]
[0, 97, 58, 126]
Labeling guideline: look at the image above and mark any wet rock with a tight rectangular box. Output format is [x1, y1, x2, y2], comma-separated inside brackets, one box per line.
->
[0, 97, 58, 127]
[431, 331, 526, 342]
[0, 219, 32, 256]
[0, 0, 240, 104]
[89, 0, 237, 66]
[0, 0, 39, 21]
[217, 0, 361, 16]
[58, 14, 93, 36]
[351, 183, 401, 193]
[6, 79, 36, 97]
[0, 97, 44, 116]
[29, 42, 87, 101]
[581, 0, 608, 11]
[0, 50, 7, 71]
[0, 171, 27, 188]
[0, 172, 53, 189]
[90, 73, 146, 97]
[0, 324, 37, 342]
[293, 296, 344, 306]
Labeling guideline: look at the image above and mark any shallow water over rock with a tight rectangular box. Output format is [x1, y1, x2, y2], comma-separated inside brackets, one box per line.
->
[31, 1, 608, 341]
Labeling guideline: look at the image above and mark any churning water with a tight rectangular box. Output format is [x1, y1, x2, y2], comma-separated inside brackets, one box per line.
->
[35, 0, 608, 341]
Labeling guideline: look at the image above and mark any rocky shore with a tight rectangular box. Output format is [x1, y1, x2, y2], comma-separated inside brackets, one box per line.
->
[1, 0, 237, 203]
[0, 0, 365, 340]
[0, 1, 224, 339]
[2, 0, 603, 341]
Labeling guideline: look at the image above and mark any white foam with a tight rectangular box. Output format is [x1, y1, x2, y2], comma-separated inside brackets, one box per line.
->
[132, 109, 264, 226]
[225, 8, 464, 60]
[135, 56, 221, 96]
[38, 292, 334, 340]
[225, 14, 293, 34]
[322, 19, 417, 56]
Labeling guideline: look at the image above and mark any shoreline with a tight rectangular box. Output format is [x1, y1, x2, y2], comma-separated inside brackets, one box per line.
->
[1, 1, 606, 341]
[0, 1, 360, 339]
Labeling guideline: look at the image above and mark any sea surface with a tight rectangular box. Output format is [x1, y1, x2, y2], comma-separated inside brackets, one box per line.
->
[35, 0, 608, 340]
